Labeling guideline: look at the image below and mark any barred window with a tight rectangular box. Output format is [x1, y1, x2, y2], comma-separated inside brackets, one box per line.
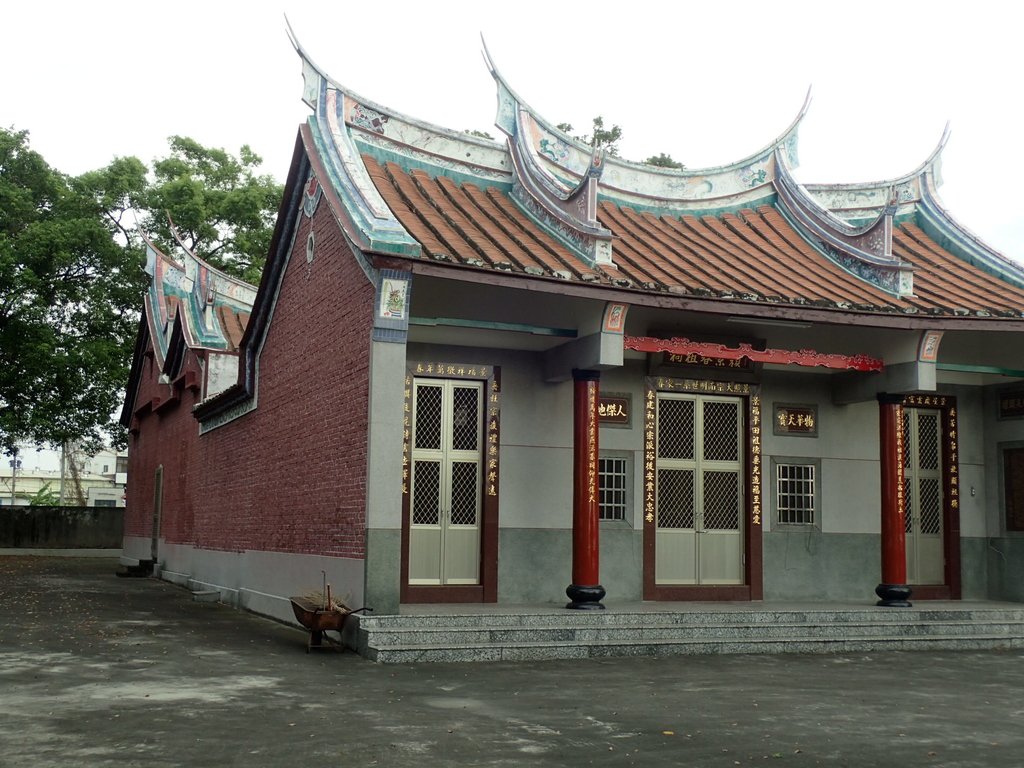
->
[599, 455, 629, 522]
[776, 462, 816, 525]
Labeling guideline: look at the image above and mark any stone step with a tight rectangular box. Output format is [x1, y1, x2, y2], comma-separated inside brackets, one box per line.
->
[365, 632, 1024, 664]
[360, 619, 1024, 648]
[356, 606, 1024, 663]
[360, 607, 1024, 630]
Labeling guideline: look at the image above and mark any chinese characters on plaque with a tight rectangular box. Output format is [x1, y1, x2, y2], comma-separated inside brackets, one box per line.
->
[653, 377, 750, 395]
[402, 374, 412, 496]
[644, 388, 656, 525]
[664, 352, 748, 369]
[904, 395, 948, 408]
[998, 390, 1024, 419]
[750, 395, 762, 526]
[773, 404, 818, 437]
[598, 395, 630, 425]
[895, 405, 906, 518]
[587, 384, 599, 504]
[487, 374, 501, 497]
[948, 404, 959, 512]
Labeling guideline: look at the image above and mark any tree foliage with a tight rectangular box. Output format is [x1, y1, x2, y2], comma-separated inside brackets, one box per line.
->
[0, 128, 145, 455]
[0, 129, 282, 454]
[555, 118, 685, 168]
[143, 136, 282, 284]
[556, 116, 623, 156]
[27, 482, 60, 507]
[644, 152, 686, 170]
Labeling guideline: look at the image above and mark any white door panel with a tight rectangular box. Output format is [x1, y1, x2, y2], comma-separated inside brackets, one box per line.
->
[655, 394, 744, 586]
[409, 379, 483, 586]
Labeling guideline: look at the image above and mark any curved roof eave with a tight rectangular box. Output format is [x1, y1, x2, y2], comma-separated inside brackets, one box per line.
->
[287, 21, 503, 155]
[484, 38, 811, 204]
[166, 214, 259, 310]
[915, 171, 1024, 291]
[797, 122, 1024, 291]
[804, 124, 951, 216]
[775, 148, 898, 248]
[610, 87, 812, 178]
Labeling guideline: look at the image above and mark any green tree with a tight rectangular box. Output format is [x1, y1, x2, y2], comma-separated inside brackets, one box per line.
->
[644, 152, 686, 170]
[27, 482, 60, 507]
[556, 116, 623, 156]
[0, 130, 282, 455]
[0, 128, 145, 454]
[142, 136, 282, 283]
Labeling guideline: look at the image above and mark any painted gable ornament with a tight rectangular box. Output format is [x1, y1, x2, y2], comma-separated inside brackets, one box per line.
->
[379, 278, 409, 320]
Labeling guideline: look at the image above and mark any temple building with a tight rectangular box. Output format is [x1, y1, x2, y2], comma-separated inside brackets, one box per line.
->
[121, 37, 1024, 627]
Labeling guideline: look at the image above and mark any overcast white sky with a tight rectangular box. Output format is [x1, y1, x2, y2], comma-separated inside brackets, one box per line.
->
[2, 1, 1022, 260]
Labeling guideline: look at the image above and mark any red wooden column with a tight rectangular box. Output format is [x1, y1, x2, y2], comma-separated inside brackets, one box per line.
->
[876, 394, 912, 607]
[566, 369, 606, 609]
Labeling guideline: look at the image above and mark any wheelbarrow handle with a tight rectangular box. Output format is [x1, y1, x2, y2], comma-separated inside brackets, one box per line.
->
[349, 606, 373, 615]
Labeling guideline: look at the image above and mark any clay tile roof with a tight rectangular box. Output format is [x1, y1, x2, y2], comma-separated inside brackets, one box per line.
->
[363, 156, 1024, 317]
[893, 223, 1024, 313]
[365, 155, 601, 280]
[216, 305, 247, 350]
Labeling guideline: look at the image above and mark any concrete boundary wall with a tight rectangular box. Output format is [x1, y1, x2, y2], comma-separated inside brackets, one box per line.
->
[0, 507, 123, 549]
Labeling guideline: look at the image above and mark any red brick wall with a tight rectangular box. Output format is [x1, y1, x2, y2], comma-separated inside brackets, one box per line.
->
[125, 174, 375, 562]
[124, 349, 203, 545]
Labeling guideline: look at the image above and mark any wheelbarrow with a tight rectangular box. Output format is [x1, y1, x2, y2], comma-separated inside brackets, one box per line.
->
[289, 596, 372, 652]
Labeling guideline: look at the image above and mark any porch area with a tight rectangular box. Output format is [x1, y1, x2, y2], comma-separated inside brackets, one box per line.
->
[354, 600, 1024, 663]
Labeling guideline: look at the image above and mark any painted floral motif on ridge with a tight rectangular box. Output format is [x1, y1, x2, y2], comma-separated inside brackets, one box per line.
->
[351, 103, 390, 135]
[539, 136, 570, 164]
[740, 166, 767, 188]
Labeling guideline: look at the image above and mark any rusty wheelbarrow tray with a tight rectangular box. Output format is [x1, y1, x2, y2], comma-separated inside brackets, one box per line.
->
[289, 596, 371, 652]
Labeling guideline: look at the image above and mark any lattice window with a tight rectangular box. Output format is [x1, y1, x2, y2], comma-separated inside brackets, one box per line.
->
[599, 456, 628, 522]
[703, 470, 740, 530]
[776, 462, 816, 526]
[412, 460, 440, 525]
[703, 401, 740, 462]
[449, 461, 479, 526]
[657, 468, 694, 529]
[414, 385, 443, 450]
[905, 408, 943, 537]
[658, 399, 695, 459]
[451, 387, 480, 451]
[918, 413, 940, 471]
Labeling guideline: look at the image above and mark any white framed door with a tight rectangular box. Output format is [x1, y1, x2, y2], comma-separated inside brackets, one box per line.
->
[408, 378, 483, 585]
[655, 394, 744, 585]
[903, 407, 944, 584]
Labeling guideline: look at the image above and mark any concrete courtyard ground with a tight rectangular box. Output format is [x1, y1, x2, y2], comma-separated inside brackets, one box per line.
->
[1, 556, 1022, 768]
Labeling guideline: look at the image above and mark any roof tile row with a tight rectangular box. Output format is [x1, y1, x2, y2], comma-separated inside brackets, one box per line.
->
[364, 156, 1024, 317]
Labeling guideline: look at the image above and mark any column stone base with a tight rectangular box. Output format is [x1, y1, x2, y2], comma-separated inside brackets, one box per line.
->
[875, 583, 913, 607]
[566, 584, 606, 610]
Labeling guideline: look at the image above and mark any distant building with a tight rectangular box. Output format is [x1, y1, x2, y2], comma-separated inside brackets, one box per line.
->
[122, 39, 1024, 624]
[0, 444, 127, 507]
